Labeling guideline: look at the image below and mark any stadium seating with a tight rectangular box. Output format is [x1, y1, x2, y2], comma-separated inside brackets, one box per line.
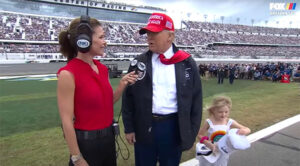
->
[0, 11, 300, 60]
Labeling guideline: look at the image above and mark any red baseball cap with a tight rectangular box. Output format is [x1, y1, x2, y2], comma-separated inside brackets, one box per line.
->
[139, 13, 174, 35]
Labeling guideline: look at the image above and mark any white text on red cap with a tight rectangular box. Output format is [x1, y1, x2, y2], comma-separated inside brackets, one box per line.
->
[149, 15, 164, 20]
[148, 20, 161, 25]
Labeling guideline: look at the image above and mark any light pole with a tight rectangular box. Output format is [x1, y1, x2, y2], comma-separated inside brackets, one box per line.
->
[1, 42, 8, 60]
[187, 12, 191, 21]
[204, 14, 207, 22]
[264, 20, 268, 34]
[86, 0, 89, 16]
[236, 17, 240, 24]
[221, 16, 224, 24]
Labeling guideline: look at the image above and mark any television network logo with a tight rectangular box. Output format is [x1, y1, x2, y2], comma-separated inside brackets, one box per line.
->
[269, 2, 297, 15]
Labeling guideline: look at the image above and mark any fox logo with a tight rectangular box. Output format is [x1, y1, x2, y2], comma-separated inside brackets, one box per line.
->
[270, 3, 297, 10]
[270, 3, 285, 10]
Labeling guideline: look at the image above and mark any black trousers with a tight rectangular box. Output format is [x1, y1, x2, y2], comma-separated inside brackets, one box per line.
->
[134, 114, 182, 166]
[218, 76, 224, 84]
[229, 75, 235, 84]
[69, 127, 116, 166]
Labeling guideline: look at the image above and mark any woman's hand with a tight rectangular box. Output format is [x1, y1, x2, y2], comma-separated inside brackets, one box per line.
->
[121, 71, 138, 86]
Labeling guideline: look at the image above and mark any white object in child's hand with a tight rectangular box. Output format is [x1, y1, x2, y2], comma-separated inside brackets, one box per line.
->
[195, 143, 221, 163]
[196, 143, 212, 156]
[229, 128, 251, 150]
[218, 128, 251, 155]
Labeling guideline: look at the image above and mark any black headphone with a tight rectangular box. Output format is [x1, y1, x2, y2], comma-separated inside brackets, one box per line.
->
[75, 15, 93, 53]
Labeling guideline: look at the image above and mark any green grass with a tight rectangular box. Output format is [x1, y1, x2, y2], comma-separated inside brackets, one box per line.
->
[0, 79, 121, 137]
[0, 80, 58, 137]
[0, 78, 299, 166]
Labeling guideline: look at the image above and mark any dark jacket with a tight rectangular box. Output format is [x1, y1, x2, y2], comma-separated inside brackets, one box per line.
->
[121, 45, 202, 151]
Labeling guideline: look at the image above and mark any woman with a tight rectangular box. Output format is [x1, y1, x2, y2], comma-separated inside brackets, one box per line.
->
[57, 16, 137, 166]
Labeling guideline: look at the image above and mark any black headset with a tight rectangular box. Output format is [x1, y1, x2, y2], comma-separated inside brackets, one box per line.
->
[75, 15, 93, 53]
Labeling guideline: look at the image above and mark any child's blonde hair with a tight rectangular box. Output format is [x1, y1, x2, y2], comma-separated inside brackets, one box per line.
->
[207, 96, 232, 116]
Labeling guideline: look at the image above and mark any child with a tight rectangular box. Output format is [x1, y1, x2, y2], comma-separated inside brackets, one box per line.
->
[197, 96, 251, 166]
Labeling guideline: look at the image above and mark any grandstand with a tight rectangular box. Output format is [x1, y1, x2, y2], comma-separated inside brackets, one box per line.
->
[0, 0, 300, 64]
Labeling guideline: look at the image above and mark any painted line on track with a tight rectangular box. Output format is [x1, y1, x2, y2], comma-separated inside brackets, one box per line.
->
[180, 114, 300, 166]
[0, 74, 56, 80]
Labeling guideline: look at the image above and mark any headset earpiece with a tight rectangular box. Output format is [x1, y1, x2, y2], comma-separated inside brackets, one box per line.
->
[75, 15, 93, 53]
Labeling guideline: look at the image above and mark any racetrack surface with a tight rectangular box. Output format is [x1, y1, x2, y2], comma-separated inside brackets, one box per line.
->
[0, 61, 131, 76]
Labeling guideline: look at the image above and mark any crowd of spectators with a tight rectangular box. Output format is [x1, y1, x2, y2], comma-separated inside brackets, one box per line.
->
[2, 12, 299, 44]
[2, 44, 59, 53]
[175, 29, 300, 45]
[1, 12, 299, 59]
[0, 43, 196, 59]
[105, 23, 145, 43]
[185, 21, 300, 36]
[198, 62, 300, 82]
[0, 13, 68, 41]
[198, 45, 300, 59]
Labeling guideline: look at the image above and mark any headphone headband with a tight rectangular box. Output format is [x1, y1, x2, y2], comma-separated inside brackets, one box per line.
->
[80, 15, 90, 24]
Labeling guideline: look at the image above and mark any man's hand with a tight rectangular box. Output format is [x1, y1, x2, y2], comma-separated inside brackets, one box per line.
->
[125, 132, 136, 145]
[74, 158, 89, 166]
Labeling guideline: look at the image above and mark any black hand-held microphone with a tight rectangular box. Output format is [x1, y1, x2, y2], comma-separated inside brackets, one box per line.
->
[130, 59, 146, 80]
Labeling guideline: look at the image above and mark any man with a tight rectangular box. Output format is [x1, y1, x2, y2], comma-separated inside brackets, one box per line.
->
[228, 64, 236, 84]
[217, 64, 225, 84]
[121, 13, 202, 166]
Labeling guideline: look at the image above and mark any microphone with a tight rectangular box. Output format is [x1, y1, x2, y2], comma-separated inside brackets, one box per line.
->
[130, 59, 146, 80]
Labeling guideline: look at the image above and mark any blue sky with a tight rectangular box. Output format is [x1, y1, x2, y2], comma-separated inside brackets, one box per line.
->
[108, 0, 300, 28]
